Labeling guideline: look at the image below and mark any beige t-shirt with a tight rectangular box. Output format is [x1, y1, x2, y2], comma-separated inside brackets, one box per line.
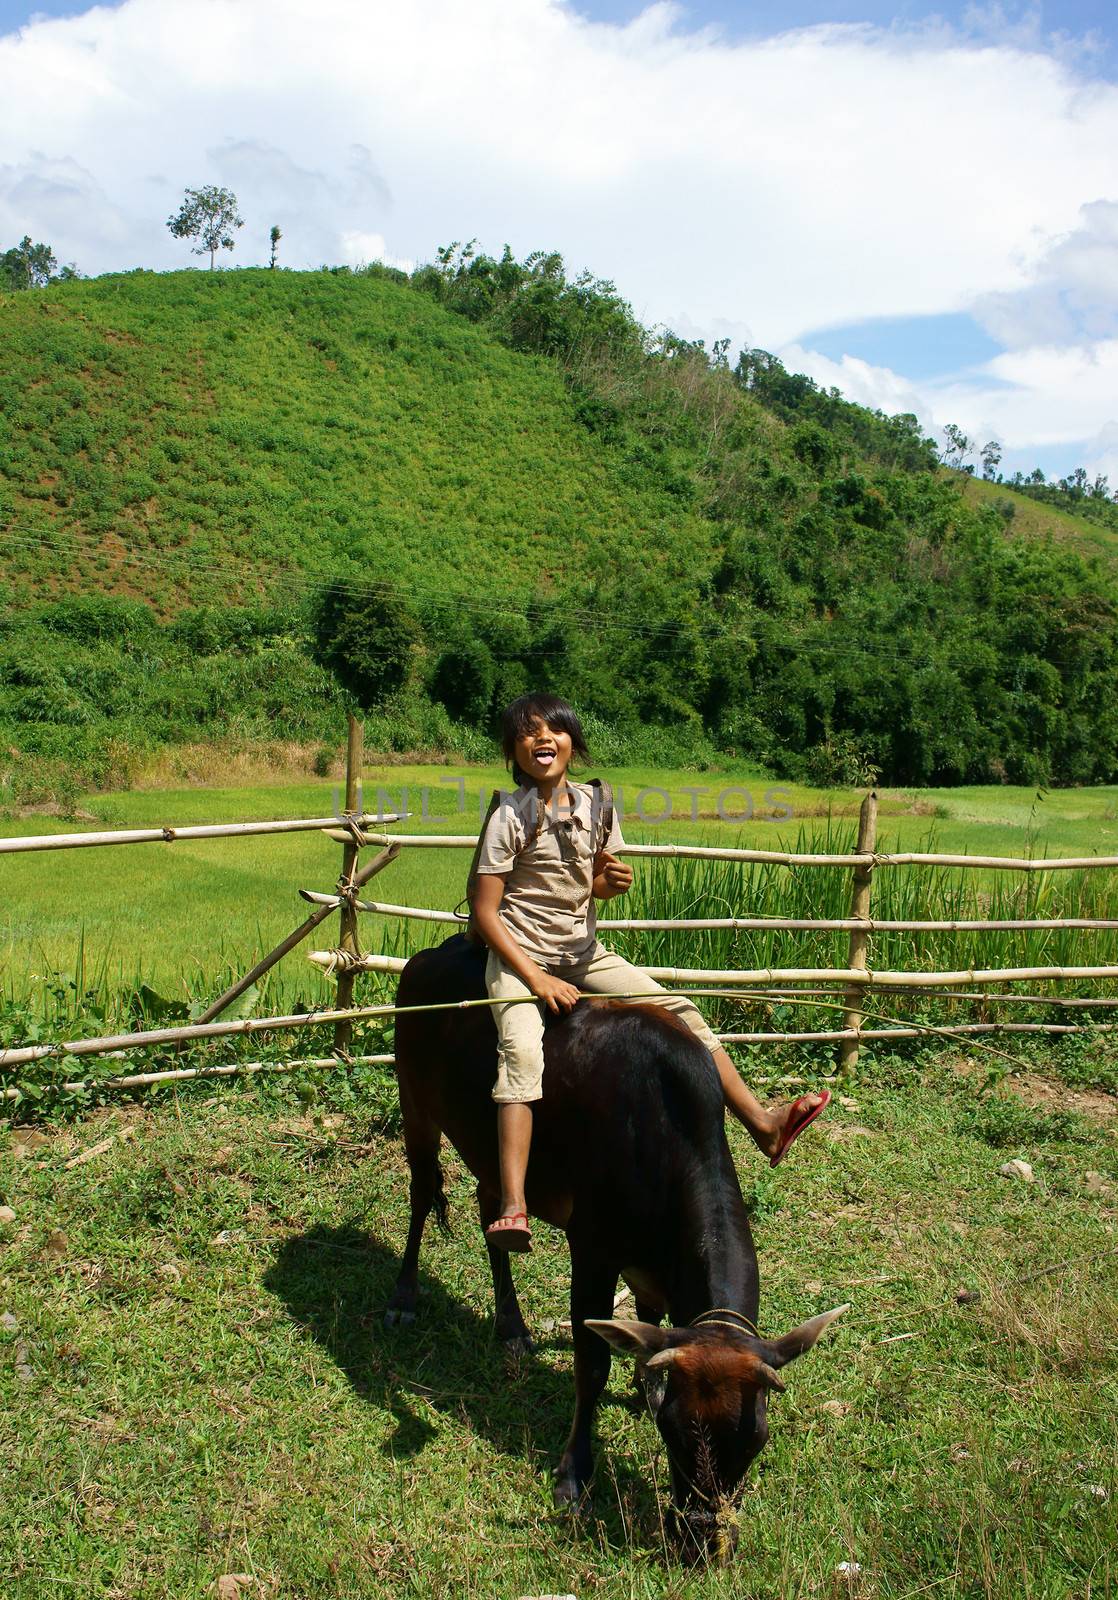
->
[475, 780, 625, 967]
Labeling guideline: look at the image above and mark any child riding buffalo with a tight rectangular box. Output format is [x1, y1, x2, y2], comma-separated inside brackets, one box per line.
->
[472, 692, 829, 1252]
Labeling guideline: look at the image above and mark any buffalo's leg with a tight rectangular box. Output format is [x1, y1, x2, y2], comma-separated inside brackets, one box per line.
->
[554, 1248, 618, 1506]
[477, 1183, 533, 1351]
[385, 1103, 446, 1327]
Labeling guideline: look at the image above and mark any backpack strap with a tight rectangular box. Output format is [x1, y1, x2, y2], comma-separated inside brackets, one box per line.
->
[460, 787, 546, 946]
[585, 777, 614, 856]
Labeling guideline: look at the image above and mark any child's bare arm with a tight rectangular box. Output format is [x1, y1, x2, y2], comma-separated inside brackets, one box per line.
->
[473, 874, 580, 1012]
[592, 850, 633, 902]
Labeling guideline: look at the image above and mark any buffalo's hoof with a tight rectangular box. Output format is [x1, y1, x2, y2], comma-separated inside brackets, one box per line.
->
[501, 1332, 535, 1359]
[383, 1306, 416, 1328]
[553, 1472, 591, 1513]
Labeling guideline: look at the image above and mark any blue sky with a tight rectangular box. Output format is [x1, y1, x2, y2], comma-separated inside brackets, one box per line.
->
[6, 0, 1116, 69]
[1, 0, 1116, 482]
[573, 0, 1118, 74]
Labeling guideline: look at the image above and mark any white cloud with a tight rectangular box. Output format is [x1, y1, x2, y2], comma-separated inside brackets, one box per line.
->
[0, 0, 1117, 467]
[783, 336, 1118, 476]
[787, 193, 1118, 472]
[974, 200, 1118, 348]
[338, 230, 412, 272]
[778, 343, 934, 428]
[1082, 421, 1118, 490]
[930, 340, 1118, 448]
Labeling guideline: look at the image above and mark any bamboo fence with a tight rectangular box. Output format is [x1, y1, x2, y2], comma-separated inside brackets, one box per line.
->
[3, 729, 1118, 1099]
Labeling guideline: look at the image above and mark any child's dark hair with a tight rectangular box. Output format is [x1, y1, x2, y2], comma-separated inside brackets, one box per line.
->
[501, 693, 590, 785]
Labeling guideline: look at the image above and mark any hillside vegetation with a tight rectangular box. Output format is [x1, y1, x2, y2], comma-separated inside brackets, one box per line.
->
[2, 253, 1117, 803]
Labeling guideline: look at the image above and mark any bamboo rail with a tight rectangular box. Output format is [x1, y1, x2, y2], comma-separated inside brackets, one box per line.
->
[349, 831, 1118, 872]
[717, 1022, 1118, 1044]
[0, 987, 808, 1071]
[9, 815, 1112, 874]
[294, 892, 1118, 935]
[0, 1003, 398, 1069]
[8, 1013, 1117, 1102]
[0, 814, 400, 856]
[673, 985, 1118, 1008]
[307, 951, 1118, 989]
[0, 1055, 395, 1102]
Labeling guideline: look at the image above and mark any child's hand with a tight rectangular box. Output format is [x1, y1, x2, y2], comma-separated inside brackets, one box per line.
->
[594, 851, 633, 898]
[530, 972, 582, 1014]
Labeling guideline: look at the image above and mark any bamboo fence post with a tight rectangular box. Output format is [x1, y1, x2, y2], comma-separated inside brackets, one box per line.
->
[839, 790, 878, 1073]
[334, 716, 365, 1053]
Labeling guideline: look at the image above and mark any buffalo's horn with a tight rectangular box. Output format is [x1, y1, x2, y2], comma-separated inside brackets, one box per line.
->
[755, 1361, 786, 1393]
[645, 1347, 680, 1372]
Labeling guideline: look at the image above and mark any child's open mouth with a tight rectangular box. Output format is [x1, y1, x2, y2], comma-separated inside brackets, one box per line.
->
[531, 744, 557, 768]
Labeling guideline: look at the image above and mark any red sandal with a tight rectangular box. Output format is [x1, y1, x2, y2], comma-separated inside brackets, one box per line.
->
[484, 1211, 533, 1253]
[769, 1089, 831, 1168]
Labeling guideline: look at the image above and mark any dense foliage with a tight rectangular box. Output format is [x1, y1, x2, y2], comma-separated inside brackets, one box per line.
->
[2, 254, 1117, 803]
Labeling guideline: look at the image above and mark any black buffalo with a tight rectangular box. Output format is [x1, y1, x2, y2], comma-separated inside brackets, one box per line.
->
[387, 934, 845, 1538]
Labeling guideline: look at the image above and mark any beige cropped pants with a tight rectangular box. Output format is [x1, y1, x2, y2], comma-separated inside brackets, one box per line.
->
[485, 941, 722, 1104]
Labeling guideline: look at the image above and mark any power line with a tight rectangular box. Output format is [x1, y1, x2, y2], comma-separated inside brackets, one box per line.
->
[0, 520, 1110, 672]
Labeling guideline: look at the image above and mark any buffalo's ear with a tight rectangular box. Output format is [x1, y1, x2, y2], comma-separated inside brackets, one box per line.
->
[584, 1319, 671, 1359]
[764, 1304, 849, 1369]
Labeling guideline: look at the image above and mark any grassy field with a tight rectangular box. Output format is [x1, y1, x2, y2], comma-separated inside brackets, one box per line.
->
[1, 1055, 1115, 1598]
[2, 767, 1118, 1596]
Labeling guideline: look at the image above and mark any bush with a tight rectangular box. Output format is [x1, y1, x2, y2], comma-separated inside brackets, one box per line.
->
[804, 733, 881, 789]
[34, 595, 157, 652]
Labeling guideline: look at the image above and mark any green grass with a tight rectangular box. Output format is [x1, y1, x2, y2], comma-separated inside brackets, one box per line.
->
[3, 768, 1117, 1593]
[1, 1056, 1115, 1597]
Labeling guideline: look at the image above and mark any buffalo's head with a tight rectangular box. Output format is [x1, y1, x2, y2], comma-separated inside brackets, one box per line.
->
[587, 1305, 847, 1550]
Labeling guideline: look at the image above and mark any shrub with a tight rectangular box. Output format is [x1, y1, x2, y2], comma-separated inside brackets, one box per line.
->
[34, 595, 157, 652]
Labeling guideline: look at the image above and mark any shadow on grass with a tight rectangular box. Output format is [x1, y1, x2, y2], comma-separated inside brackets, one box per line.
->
[263, 1219, 661, 1543]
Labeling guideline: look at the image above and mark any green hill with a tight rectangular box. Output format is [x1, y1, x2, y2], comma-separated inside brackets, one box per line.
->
[2, 256, 1118, 803]
[0, 267, 712, 608]
[954, 472, 1118, 568]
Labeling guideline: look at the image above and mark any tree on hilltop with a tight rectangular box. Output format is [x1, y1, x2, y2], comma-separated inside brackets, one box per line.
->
[1, 236, 57, 289]
[980, 439, 1002, 480]
[269, 225, 282, 269]
[940, 422, 974, 472]
[167, 185, 244, 269]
